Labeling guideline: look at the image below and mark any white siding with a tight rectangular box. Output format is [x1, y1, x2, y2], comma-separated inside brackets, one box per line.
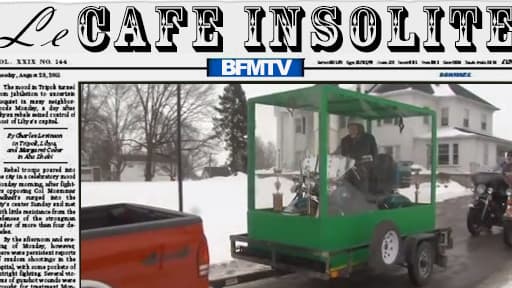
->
[275, 86, 501, 174]
[440, 97, 494, 133]
[372, 91, 434, 163]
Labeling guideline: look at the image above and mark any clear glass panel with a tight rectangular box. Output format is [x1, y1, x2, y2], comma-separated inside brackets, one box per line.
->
[326, 113, 433, 216]
[254, 103, 319, 215]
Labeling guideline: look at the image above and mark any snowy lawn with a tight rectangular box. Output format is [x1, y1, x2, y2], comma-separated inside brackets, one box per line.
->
[81, 175, 470, 264]
[81, 174, 294, 264]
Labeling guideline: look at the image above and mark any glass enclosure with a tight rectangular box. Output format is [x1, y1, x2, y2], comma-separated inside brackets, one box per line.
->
[249, 85, 436, 218]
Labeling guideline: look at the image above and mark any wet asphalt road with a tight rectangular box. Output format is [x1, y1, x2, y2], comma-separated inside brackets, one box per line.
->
[233, 196, 512, 288]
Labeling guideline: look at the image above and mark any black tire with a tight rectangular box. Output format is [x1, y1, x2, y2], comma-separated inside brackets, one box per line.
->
[467, 207, 484, 236]
[407, 241, 435, 287]
[504, 221, 512, 248]
[369, 221, 402, 272]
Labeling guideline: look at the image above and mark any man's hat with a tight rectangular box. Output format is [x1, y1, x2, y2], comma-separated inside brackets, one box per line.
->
[347, 117, 365, 127]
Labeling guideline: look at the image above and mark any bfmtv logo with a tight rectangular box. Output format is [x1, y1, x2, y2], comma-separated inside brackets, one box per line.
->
[207, 58, 304, 77]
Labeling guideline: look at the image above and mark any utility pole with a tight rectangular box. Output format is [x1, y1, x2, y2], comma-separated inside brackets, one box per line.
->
[177, 84, 183, 212]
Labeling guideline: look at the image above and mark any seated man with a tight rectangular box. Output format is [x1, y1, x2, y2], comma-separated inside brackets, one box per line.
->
[502, 151, 512, 175]
[502, 151, 512, 187]
[333, 118, 378, 195]
[334, 118, 378, 161]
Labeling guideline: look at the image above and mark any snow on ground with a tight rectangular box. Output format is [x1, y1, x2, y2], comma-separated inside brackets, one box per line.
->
[410, 163, 431, 175]
[81, 175, 470, 265]
[399, 180, 472, 203]
[81, 174, 294, 264]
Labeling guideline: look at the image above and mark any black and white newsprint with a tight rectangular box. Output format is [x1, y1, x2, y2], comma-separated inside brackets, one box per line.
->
[0, 0, 510, 288]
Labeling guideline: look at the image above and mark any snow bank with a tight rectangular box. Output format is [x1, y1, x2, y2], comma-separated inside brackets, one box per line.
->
[398, 180, 471, 203]
[81, 174, 293, 264]
[410, 164, 432, 175]
[81, 175, 470, 264]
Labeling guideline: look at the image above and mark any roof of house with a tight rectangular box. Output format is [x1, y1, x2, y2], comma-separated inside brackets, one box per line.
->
[367, 84, 498, 109]
[416, 127, 512, 146]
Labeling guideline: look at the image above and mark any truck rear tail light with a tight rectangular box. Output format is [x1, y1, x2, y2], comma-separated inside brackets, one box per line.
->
[197, 235, 209, 277]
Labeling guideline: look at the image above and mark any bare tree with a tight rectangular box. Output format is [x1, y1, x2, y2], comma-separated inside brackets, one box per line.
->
[98, 84, 138, 180]
[156, 85, 220, 180]
[81, 84, 114, 180]
[255, 137, 277, 170]
[132, 84, 218, 181]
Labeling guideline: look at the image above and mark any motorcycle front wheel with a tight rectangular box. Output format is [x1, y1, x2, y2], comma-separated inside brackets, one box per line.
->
[504, 220, 512, 247]
[467, 207, 487, 236]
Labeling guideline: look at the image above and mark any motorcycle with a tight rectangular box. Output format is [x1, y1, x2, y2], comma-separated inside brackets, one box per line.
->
[467, 172, 508, 236]
[282, 154, 361, 217]
[502, 172, 512, 247]
[282, 154, 409, 216]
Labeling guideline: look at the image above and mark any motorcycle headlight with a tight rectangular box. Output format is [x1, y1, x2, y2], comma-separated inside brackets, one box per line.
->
[475, 184, 486, 194]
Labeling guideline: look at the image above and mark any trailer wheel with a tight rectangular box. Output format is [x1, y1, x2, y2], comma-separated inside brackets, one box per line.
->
[369, 221, 402, 272]
[504, 221, 512, 248]
[407, 241, 434, 286]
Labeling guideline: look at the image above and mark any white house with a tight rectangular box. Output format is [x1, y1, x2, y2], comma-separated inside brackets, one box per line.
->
[273, 84, 512, 174]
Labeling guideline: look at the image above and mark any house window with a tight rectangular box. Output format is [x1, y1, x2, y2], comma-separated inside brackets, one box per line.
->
[438, 144, 449, 165]
[463, 109, 469, 128]
[295, 117, 306, 134]
[294, 151, 303, 168]
[452, 143, 459, 165]
[481, 114, 487, 131]
[441, 108, 449, 126]
[483, 143, 489, 165]
[377, 119, 382, 126]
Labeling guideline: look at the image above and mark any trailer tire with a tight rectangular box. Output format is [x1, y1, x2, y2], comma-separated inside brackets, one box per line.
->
[369, 221, 402, 272]
[407, 241, 434, 286]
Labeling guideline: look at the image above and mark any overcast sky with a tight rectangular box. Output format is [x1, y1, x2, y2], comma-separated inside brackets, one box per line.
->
[213, 83, 512, 145]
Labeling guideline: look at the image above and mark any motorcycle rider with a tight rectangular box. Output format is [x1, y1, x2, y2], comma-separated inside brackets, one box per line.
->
[502, 151, 512, 175]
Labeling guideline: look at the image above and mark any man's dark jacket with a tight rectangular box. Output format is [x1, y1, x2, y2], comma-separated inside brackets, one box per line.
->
[336, 133, 378, 160]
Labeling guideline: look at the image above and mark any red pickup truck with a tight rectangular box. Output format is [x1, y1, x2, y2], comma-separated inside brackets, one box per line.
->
[81, 203, 209, 288]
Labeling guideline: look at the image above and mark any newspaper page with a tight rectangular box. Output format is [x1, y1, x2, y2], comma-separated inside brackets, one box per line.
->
[0, 1, 511, 288]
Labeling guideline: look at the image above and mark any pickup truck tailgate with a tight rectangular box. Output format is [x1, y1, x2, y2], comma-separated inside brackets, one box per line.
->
[81, 203, 209, 288]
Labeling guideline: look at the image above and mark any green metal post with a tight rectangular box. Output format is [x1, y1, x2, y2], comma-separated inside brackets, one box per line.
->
[430, 112, 437, 206]
[248, 102, 256, 211]
[366, 119, 372, 133]
[319, 94, 329, 219]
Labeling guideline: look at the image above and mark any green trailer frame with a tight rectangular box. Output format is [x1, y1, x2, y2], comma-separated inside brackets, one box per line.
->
[231, 84, 452, 282]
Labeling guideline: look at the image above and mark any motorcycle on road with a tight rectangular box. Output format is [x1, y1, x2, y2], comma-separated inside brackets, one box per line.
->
[467, 172, 508, 236]
[502, 172, 512, 247]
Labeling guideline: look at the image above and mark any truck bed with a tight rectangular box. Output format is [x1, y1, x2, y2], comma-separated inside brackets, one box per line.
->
[81, 203, 202, 240]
